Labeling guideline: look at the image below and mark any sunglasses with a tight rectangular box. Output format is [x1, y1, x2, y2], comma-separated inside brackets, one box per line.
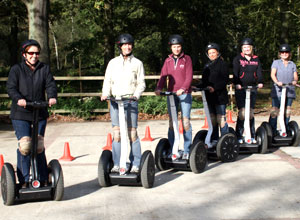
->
[27, 51, 40, 55]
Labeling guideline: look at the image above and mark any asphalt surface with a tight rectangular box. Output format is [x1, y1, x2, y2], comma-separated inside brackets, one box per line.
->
[1, 116, 300, 220]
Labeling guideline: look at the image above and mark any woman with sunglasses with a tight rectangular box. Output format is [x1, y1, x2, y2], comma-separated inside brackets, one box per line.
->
[6, 39, 57, 187]
[269, 44, 298, 136]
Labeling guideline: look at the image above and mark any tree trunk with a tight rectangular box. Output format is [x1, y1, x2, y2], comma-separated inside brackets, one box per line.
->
[9, 17, 19, 66]
[22, 0, 50, 64]
[279, 1, 290, 44]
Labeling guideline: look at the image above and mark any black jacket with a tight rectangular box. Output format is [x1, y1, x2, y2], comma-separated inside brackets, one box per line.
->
[7, 60, 57, 121]
[197, 57, 229, 105]
[233, 53, 263, 86]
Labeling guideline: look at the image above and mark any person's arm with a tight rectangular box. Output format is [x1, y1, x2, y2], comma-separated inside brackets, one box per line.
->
[6, 65, 24, 103]
[256, 58, 263, 88]
[133, 61, 146, 99]
[155, 59, 168, 94]
[101, 61, 113, 100]
[293, 71, 298, 85]
[270, 67, 282, 86]
[45, 65, 57, 106]
[232, 56, 242, 89]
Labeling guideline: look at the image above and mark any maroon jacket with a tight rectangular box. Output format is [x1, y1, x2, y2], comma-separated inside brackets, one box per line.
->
[156, 53, 193, 93]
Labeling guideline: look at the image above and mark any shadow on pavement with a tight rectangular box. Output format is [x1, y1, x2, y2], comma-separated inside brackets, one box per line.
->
[63, 178, 100, 201]
[153, 169, 183, 188]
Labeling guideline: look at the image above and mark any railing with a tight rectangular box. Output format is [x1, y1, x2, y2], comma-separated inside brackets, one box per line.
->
[0, 74, 234, 115]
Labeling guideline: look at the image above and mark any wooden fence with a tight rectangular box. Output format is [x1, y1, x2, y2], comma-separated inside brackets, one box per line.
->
[0, 74, 234, 115]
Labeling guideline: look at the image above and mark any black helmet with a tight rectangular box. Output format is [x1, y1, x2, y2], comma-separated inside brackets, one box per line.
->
[241, 38, 253, 46]
[279, 44, 291, 52]
[168, 34, 184, 45]
[206, 43, 220, 53]
[21, 39, 41, 53]
[116, 34, 134, 47]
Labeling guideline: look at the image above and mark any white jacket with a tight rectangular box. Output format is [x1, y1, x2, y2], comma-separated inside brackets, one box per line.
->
[102, 54, 146, 99]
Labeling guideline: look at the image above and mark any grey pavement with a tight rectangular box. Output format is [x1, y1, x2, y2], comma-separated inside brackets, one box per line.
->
[1, 116, 300, 220]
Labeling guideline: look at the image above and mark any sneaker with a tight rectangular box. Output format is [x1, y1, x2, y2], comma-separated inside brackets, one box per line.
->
[251, 138, 257, 144]
[111, 165, 119, 173]
[131, 166, 139, 173]
[211, 140, 218, 147]
[238, 139, 243, 144]
[182, 153, 189, 160]
[172, 151, 183, 160]
[119, 167, 127, 175]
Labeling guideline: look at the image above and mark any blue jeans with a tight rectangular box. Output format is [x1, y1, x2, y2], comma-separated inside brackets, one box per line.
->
[269, 97, 293, 135]
[11, 119, 48, 183]
[110, 100, 141, 167]
[167, 93, 192, 154]
[208, 103, 229, 141]
[235, 89, 257, 139]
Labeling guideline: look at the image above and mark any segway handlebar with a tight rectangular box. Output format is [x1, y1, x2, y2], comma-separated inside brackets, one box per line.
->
[159, 91, 177, 96]
[26, 101, 49, 109]
[192, 87, 210, 92]
[106, 96, 137, 102]
[240, 85, 259, 90]
[274, 83, 299, 87]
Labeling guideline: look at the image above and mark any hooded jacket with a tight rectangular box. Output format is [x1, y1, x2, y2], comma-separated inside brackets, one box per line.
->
[7, 60, 57, 121]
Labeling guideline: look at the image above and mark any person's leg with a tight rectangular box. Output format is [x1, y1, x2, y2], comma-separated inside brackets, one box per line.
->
[126, 100, 141, 168]
[110, 100, 121, 168]
[216, 104, 229, 137]
[269, 97, 280, 136]
[12, 120, 31, 184]
[179, 93, 192, 154]
[250, 90, 257, 140]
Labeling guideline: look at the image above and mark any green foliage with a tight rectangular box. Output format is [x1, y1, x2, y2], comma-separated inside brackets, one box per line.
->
[138, 96, 168, 115]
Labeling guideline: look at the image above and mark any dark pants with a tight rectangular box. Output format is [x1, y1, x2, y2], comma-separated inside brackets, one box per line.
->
[12, 119, 48, 183]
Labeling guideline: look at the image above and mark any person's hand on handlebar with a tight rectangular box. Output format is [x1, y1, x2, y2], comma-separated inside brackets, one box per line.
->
[235, 84, 242, 90]
[154, 89, 161, 96]
[292, 80, 297, 86]
[48, 98, 57, 107]
[176, 89, 184, 96]
[17, 99, 26, 108]
[276, 81, 283, 87]
[258, 83, 263, 89]
[101, 95, 107, 101]
[207, 86, 214, 93]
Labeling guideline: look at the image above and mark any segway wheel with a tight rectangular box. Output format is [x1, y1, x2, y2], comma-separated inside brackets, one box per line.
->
[189, 141, 207, 174]
[140, 150, 155, 188]
[155, 138, 171, 171]
[1, 163, 16, 206]
[228, 127, 236, 136]
[192, 130, 208, 145]
[288, 121, 300, 146]
[256, 126, 268, 154]
[98, 150, 113, 187]
[261, 122, 273, 148]
[48, 159, 64, 201]
[216, 133, 239, 162]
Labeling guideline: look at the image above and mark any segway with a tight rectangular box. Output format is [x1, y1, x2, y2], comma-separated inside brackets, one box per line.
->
[1, 101, 64, 206]
[154, 92, 207, 174]
[261, 83, 300, 147]
[235, 86, 268, 154]
[98, 97, 155, 188]
[192, 87, 239, 162]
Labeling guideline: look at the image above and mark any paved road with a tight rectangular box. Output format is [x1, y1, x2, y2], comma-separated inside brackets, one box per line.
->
[1, 116, 300, 220]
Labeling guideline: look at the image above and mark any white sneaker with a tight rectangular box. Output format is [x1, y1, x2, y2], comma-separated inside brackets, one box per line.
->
[182, 153, 189, 160]
[131, 166, 139, 173]
[119, 167, 127, 175]
[111, 166, 119, 173]
[172, 151, 183, 160]
[238, 139, 243, 144]
[251, 138, 257, 144]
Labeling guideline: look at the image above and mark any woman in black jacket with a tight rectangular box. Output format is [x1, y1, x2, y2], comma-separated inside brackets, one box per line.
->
[233, 38, 263, 144]
[6, 39, 57, 187]
[197, 43, 229, 146]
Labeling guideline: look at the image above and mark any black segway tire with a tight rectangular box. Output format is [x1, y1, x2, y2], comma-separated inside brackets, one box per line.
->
[216, 133, 239, 162]
[48, 159, 64, 201]
[189, 141, 207, 174]
[192, 130, 208, 145]
[256, 126, 268, 154]
[261, 122, 273, 148]
[155, 138, 171, 171]
[228, 127, 236, 136]
[1, 163, 16, 206]
[140, 150, 155, 188]
[289, 121, 300, 146]
[98, 150, 113, 187]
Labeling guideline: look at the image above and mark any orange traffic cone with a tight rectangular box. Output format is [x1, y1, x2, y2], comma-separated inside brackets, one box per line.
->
[141, 126, 154, 141]
[227, 110, 235, 123]
[0, 154, 4, 176]
[59, 142, 75, 161]
[202, 117, 209, 129]
[179, 119, 184, 134]
[102, 133, 112, 151]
